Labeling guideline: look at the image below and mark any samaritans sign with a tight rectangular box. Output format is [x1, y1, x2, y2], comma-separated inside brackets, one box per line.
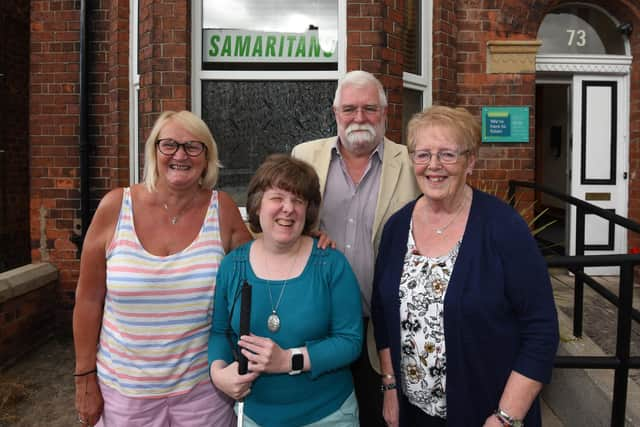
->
[203, 29, 337, 63]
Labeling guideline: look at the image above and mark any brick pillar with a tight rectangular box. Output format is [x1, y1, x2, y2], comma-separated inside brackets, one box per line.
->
[347, 0, 404, 142]
[138, 0, 190, 137]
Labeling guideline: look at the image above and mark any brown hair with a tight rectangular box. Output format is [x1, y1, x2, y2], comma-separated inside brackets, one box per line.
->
[407, 105, 480, 155]
[246, 154, 321, 235]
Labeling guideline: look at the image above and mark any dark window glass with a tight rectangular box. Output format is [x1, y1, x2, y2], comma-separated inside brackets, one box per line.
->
[403, 0, 421, 75]
[402, 88, 423, 144]
[201, 80, 337, 203]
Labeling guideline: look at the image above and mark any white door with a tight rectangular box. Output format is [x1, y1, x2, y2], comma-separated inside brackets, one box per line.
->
[569, 75, 628, 275]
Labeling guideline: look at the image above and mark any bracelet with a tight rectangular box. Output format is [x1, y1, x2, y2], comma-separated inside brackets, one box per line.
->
[380, 382, 397, 392]
[73, 368, 97, 377]
[494, 408, 524, 427]
[381, 373, 395, 380]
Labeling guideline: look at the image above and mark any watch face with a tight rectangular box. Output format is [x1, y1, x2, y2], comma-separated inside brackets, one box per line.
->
[292, 353, 304, 371]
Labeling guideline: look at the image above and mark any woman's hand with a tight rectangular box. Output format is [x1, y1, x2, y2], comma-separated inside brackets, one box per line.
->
[75, 373, 103, 426]
[238, 334, 290, 373]
[382, 389, 400, 427]
[210, 361, 259, 400]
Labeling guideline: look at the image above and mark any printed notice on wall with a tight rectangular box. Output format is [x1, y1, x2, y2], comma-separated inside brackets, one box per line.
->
[481, 107, 530, 143]
[203, 29, 337, 63]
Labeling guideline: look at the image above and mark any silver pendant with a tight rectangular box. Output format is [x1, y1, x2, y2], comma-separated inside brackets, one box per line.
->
[267, 312, 280, 332]
[170, 216, 178, 225]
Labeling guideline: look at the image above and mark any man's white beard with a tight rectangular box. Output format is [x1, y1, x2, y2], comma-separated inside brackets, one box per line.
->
[343, 123, 380, 153]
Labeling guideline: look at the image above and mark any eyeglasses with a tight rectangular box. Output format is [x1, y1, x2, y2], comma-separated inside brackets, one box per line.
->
[156, 139, 207, 157]
[411, 149, 470, 165]
[336, 104, 382, 117]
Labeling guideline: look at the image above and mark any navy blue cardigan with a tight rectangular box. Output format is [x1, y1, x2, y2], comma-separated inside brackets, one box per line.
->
[371, 189, 559, 426]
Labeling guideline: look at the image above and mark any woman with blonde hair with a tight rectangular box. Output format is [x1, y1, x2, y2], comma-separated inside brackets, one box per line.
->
[73, 110, 252, 426]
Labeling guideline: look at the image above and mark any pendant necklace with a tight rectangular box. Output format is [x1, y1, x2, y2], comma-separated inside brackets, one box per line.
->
[264, 239, 302, 333]
[162, 191, 198, 225]
[432, 196, 467, 235]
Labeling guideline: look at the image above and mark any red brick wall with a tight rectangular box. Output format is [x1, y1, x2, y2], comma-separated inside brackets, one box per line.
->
[0, 0, 30, 272]
[432, 0, 457, 106]
[347, 0, 404, 142]
[138, 0, 190, 136]
[431, 0, 640, 251]
[30, 0, 130, 329]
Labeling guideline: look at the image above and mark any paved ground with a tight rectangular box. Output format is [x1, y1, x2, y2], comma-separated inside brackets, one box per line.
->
[0, 269, 637, 426]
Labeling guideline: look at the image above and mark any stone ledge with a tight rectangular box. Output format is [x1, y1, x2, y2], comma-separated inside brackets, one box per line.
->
[486, 40, 542, 74]
[0, 263, 59, 304]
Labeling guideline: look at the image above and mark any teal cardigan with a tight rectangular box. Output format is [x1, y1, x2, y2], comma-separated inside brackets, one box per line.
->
[208, 240, 363, 426]
[371, 189, 559, 426]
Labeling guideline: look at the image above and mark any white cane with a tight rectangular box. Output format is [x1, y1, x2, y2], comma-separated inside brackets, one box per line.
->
[236, 400, 245, 427]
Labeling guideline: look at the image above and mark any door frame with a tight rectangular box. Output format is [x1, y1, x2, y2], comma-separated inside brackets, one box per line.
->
[536, 56, 631, 274]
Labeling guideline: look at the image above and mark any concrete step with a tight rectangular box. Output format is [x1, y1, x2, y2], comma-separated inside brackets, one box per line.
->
[543, 270, 640, 426]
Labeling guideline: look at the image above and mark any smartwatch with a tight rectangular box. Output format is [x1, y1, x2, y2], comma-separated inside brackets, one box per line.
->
[289, 347, 304, 375]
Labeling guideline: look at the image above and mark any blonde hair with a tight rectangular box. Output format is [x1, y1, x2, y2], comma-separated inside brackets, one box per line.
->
[407, 106, 480, 155]
[143, 111, 221, 192]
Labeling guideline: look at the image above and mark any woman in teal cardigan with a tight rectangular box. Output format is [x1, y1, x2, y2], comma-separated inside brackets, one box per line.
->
[208, 154, 363, 426]
[371, 106, 559, 427]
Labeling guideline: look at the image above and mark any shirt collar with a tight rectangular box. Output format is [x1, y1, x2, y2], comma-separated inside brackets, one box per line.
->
[332, 137, 385, 162]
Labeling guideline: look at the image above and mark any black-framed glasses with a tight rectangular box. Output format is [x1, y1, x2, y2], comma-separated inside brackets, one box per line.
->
[156, 138, 207, 157]
[411, 149, 470, 165]
[336, 104, 382, 117]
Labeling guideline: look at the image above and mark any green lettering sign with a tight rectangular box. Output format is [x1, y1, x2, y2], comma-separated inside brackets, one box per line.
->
[286, 35, 297, 56]
[308, 36, 320, 57]
[208, 34, 220, 56]
[221, 36, 232, 56]
[295, 35, 306, 57]
[265, 36, 277, 56]
[234, 35, 251, 56]
[252, 36, 263, 56]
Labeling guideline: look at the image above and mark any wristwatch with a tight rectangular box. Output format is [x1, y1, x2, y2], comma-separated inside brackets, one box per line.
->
[494, 408, 524, 427]
[289, 347, 304, 375]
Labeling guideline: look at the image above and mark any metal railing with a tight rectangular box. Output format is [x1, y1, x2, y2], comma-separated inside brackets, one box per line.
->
[508, 180, 640, 427]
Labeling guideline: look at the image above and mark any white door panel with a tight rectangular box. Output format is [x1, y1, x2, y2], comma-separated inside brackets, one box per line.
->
[569, 75, 628, 275]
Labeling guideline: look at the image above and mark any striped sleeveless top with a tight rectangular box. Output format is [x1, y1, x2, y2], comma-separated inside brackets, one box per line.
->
[97, 188, 224, 398]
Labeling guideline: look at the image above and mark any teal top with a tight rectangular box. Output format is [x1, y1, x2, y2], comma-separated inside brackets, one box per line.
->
[208, 239, 363, 427]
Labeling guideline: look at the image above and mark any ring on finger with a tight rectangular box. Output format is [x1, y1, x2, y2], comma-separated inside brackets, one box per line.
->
[78, 416, 88, 425]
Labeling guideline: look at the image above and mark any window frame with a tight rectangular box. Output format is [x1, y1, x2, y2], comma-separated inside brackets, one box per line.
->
[191, 0, 347, 116]
[402, 0, 432, 110]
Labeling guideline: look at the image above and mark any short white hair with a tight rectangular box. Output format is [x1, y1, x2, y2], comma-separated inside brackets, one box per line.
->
[333, 70, 388, 108]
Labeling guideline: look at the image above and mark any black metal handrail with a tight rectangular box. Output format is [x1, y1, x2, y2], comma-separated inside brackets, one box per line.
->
[508, 180, 640, 427]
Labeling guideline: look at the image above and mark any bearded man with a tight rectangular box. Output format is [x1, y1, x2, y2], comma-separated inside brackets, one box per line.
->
[292, 70, 419, 426]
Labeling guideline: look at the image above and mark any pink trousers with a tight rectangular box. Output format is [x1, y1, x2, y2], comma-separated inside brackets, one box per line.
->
[96, 381, 236, 427]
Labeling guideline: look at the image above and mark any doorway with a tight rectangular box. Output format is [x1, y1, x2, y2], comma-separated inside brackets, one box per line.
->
[535, 75, 629, 275]
[535, 82, 570, 256]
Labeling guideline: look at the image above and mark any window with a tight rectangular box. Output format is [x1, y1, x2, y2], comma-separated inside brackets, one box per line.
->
[203, 1, 338, 71]
[193, 1, 345, 203]
[402, 0, 432, 144]
[538, 4, 627, 55]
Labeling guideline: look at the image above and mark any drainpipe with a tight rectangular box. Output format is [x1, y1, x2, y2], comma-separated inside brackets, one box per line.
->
[71, 0, 90, 255]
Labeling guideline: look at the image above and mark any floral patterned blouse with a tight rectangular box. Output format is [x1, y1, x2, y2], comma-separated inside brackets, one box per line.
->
[399, 220, 461, 418]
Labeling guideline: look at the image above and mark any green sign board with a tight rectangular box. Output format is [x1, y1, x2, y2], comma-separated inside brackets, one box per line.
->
[481, 106, 529, 143]
[203, 29, 337, 63]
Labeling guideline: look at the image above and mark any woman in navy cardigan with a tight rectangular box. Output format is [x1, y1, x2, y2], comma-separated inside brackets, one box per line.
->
[371, 106, 558, 427]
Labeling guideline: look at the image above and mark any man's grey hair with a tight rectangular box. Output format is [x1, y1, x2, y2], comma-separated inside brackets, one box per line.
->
[333, 70, 388, 108]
